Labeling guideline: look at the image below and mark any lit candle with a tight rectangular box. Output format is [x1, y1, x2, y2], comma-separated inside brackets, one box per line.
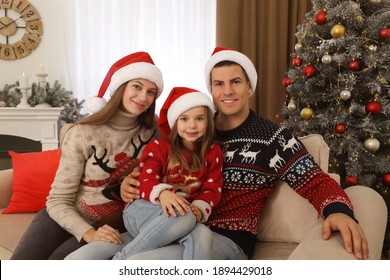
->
[37, 64, 46, 75]
[19, 73, 29, 88]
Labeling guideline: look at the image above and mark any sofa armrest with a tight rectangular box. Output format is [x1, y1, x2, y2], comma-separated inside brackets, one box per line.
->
[288, 185, 387, 260]
[0, 169, 13, 209]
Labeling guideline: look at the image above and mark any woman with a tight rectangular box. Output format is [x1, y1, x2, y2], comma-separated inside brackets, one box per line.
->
[10, 51, 164, 259]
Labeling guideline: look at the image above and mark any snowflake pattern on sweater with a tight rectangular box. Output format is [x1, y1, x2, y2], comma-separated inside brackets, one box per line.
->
[205, 110, 354, 256]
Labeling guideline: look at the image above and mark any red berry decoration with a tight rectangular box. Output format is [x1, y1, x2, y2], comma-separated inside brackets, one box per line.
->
[348, 60, 360, 71]
[335, 123, 346, 134]
[346, 176, 358, 186]
[303, 65, 316, 78]
[315, 11, 327, 25]
[292, 57, 302, 67]
[383, 173, 390, 186]
[283, 76, 292, 87]
[365, 101, 382, 115]
[379, 28, 390, 39]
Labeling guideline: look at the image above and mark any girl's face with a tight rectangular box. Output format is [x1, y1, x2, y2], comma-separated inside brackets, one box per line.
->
[122, 79, 157, 116]
[176, 106, 207, 150]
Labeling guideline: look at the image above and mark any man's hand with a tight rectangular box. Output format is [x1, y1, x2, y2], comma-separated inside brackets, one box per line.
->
[82, 224, 123, 244]
[322, 213, 369, 260]
[120, 171, 141, 203]
[159, 190, 190, 218]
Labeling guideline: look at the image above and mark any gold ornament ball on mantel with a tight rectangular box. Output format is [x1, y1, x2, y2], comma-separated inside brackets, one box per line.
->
[331, 24, 346, 38]
[363, 137, 380, 153]
[300, 107, 314, 120]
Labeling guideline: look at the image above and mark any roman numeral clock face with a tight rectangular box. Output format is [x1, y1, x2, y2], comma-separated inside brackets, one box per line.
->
[0, 0, 43, 60]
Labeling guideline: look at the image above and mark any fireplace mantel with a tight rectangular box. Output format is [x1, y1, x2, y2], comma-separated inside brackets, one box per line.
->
[0, 107, 63, 151]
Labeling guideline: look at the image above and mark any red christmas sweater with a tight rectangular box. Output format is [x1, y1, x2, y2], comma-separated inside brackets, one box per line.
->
[205, 110, 355, 257]
[137, 137, 224, 222]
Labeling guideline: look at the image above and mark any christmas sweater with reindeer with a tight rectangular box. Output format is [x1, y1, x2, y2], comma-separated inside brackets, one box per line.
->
[205, 110, 355, 257]
[46, 109, 158, 241]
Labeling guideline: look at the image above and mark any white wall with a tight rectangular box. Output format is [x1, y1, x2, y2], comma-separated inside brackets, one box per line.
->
[0, 0, 70, 90]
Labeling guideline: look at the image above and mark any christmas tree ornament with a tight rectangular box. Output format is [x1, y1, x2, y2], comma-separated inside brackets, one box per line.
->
[300, 107, 314, 120]
[340, 89, 351, 100]
[315, 11, 327, 25]
[368, 44, 377, 52]
[348, 60, 360, 71]
[370, 0, 382, 4]
[303, 65, 316, 78]
[287, 100, 296, 111]
[292, 57, 302, 67]
[379, 28, 390, 39]
[331, 23, 346, 38]
[363, 137, 380, 153]
[283, 76, 292, 87]
[321, 54, 332, 64]
[387, 89, 390, 97]
[335, 123, 346, 134]
[346, 176, 358, 186]
[383, 173, 390, 186]
[295, 42, 303, 51]
[365, 101, 382, 115]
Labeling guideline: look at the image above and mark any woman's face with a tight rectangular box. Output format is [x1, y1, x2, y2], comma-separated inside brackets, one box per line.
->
[122, 79, 157, 115]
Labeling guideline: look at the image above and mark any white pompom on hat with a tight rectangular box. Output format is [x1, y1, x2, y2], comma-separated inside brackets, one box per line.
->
[204, 46, 257, 94]
[86, 51, 164, 114]
[158, 87, 215, 136]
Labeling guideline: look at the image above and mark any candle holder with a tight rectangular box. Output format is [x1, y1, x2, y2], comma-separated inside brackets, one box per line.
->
[35, 72, 51, 108]
[16, 86, 32, 108]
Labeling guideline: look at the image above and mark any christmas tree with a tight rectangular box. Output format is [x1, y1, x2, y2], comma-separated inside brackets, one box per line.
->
[281, 0, 390, 254]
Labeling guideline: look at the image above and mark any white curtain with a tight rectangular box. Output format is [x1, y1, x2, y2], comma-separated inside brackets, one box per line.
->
[61, 0, 216, 113]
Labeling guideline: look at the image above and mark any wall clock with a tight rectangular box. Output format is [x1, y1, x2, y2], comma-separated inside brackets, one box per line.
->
[0, 0, 43, 60]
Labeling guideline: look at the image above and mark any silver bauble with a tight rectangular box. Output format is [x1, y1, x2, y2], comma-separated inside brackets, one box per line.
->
[295, 42, 303, 51]
[287, 101, 296, 111]
[387, 88, 390, 97]
[368, 45, 377, 52]
[321, 54, 332, 65]
[340, 89, 351, 100]
[364, 137, 380, 153]
[370, 0, 382, 4]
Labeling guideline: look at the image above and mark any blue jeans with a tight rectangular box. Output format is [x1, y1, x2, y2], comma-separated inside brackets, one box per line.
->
[113, 199, 197, 260]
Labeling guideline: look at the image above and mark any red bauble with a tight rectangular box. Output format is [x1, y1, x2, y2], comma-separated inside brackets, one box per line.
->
[365, 101, 382, 115]
[335, 123, 346, 134]
[346, 176, 358, 186]
[303, 65, 316, 78]
[283, 76, 292, 87]
[379, 28, 390, 39]
[348, 60, 360, 71]
[315, 11, 327, 25]
[383, 173, 390, 186]
[292, 57, 302, 67]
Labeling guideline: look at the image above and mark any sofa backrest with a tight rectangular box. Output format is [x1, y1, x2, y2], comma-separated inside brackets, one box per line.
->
[257, 134, 330, 243]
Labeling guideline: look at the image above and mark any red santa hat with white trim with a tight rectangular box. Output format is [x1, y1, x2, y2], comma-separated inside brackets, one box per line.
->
[86, 51, 164, 113]
[158, 87, 215, 136]
[204, 46, 257, 94]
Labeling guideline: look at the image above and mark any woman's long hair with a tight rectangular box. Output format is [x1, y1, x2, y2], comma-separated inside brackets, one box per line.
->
[167, 106, 216, 172]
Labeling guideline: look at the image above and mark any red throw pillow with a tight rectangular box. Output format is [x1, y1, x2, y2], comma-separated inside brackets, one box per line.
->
[2, 149, 62, 214]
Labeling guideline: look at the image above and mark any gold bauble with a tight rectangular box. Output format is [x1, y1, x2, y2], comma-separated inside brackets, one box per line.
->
[331, 24, 346, 38]
[300, 107, 314, 120]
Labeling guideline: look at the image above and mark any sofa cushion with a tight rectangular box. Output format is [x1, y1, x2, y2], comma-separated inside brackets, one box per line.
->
[2, 149, 61, 214]
[257, 134, 330, 243]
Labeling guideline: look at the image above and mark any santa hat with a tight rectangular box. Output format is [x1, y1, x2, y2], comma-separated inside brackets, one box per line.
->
[158, 87, 215, 136]
[204, 46, 257, 94]
[86, 51, 164, 113]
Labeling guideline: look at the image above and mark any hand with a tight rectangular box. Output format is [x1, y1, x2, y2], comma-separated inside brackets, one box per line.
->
[322, 213, 369, 260]
[190, 204, 203, 222]
[82, 224, 123, 244]
[120, 171, 141, 203]
[159, 190, 190, 218]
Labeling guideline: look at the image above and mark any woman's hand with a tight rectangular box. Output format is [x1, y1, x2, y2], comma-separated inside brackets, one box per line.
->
[82, 224, 123, 244]
[159, 190, 190, 218]
[120, 171, 141, 203]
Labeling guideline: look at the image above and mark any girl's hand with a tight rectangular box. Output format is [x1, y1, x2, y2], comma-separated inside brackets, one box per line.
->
[159, 190, 190, 218]
[190, 204, 203, 222]
[82, 224, 123, 244]
[120, 171, 141, 203]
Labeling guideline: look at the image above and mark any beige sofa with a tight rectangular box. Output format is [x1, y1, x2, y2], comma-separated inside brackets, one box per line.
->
[0, 134, 387, 260]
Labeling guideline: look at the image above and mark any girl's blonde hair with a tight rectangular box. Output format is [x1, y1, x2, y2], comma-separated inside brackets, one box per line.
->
[167, 106, 216, 172]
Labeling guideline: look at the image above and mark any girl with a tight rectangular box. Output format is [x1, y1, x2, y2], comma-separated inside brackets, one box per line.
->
[112, 87, 223, 260]
[11, 51, 164, 259]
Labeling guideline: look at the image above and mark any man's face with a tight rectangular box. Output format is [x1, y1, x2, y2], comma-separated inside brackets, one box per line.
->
[210, 64, 253, 120]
